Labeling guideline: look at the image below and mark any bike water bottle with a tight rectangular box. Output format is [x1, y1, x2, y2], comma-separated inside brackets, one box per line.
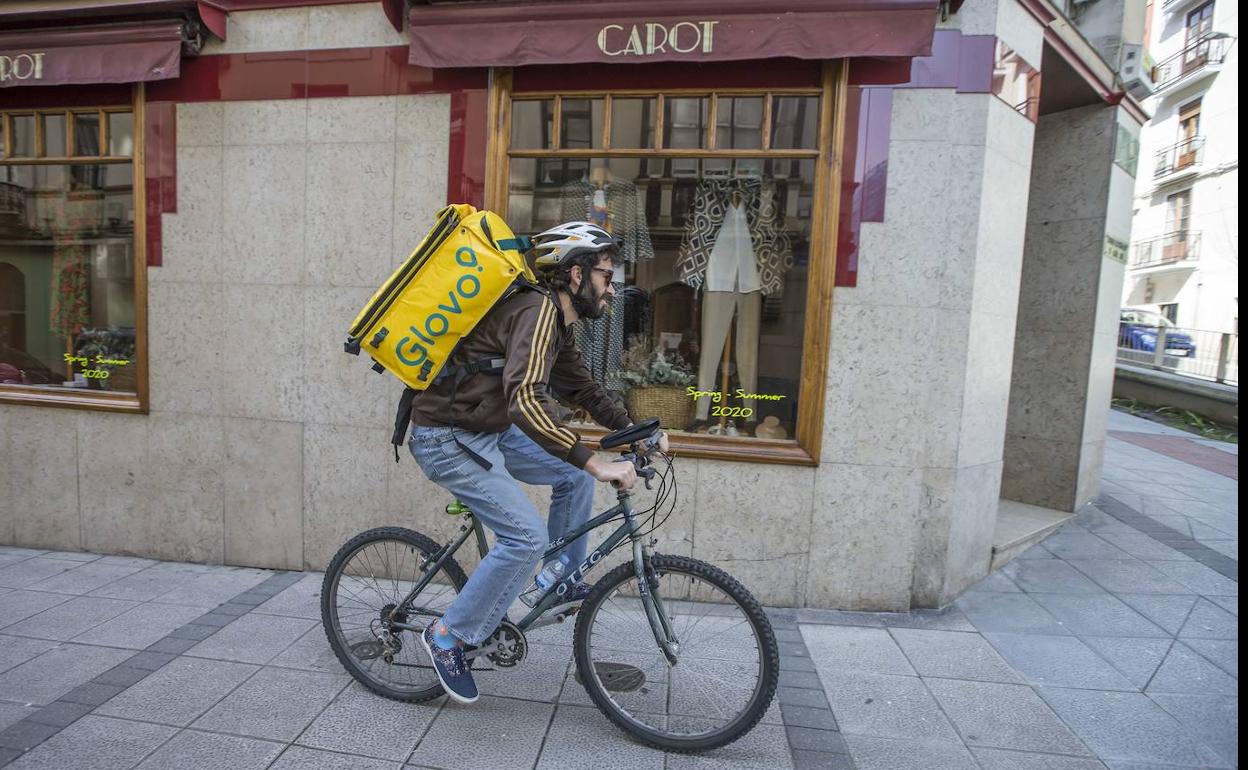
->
[519, 553, 572, 607]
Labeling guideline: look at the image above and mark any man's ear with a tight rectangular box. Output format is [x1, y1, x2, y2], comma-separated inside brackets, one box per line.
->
[568, 264, 582, 291]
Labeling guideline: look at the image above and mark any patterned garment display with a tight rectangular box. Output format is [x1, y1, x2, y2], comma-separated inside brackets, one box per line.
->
[675, 177, 793, 297]
[47, 192, 98, 337]
[561, 178, 655, 390]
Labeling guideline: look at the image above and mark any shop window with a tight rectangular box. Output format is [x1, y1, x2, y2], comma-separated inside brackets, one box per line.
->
[0, 104, 144, 410]
[497, 84, 840, 464]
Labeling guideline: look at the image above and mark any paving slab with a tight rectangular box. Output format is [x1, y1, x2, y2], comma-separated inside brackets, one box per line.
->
[1079, 637, 1174, 689]
[843, 735, 978, 770]
[270, 745, 403, 769]
[184, 613, 317, 665]
[926, 677, 1093, 756]
[296, 682, 440, 763]
[1145, 642, 1239, 696]
[412, 694, 554, 770]
[131, 729, 285, 770]
[71, 602, 209, 650]
[1177, 598, 1238, 639]
[1001, 559, 1107, 594]
[800, 626, 915, 676]
[971, 747, 1109, 769]
[984, 633, 1137, 691]
[817, 671, 960, 744]
[0, 643, 133, 706]
[888, 628, 1022, 683]
[1029, 593, 1170, 638]
[0, 590, 73, 630]
[1113, 594, 1199, 636]
[191, 667, 349, 742]
[1148, 694, 1239, 767]
[95, 656, 260, 727]
[4, 715, 176, 770]
[954, 592, 1071, 636]
[665, 719, 795, 770]
[1038, 688, 1230, 768]
[0, 634, 57, 675]
[3, 596, 140, 641]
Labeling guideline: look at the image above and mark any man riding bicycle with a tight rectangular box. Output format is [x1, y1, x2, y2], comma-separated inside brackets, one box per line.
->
[408, 221, 669, 704]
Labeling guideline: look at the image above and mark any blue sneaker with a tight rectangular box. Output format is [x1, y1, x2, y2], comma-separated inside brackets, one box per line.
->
[421, 626, 478, 704]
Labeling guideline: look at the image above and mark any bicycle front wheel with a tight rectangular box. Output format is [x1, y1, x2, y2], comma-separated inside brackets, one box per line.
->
[572, 554, 779, 752]
[321, 526, 468, 702]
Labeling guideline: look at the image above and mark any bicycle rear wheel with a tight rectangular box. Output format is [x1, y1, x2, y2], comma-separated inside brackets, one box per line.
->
[572, 554, 779, 752]
[321, 526, 468, 702]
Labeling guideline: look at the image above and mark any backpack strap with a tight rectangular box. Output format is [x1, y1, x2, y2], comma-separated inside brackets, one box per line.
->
[496, 235, 533, 253]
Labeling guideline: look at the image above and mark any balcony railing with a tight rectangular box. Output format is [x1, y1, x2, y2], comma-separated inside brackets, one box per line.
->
[1152, 37, 1229, 90]
[1131, 231, 1201, 269]
[1154, 136, 1205, 179]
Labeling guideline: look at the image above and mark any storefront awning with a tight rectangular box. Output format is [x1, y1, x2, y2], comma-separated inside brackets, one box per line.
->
[408, 0, 941, 68]
[0, 20, 187, 87]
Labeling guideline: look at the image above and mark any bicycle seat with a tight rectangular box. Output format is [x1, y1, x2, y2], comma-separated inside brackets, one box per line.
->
[600, 418, 661, 450]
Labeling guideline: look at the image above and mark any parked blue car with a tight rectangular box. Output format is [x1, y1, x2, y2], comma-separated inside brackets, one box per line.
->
[1119, 308, 1197, 357]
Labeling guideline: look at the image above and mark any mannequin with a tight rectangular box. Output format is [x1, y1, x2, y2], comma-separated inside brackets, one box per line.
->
[692, 185, 761, 425]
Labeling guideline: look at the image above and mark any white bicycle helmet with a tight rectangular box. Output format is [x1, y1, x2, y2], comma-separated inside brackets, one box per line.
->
[531, 221, 620, 270]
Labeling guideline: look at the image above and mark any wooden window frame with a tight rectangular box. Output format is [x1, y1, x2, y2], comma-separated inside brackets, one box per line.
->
[0, 85, 148, 414]
[485, 63, 848, 466]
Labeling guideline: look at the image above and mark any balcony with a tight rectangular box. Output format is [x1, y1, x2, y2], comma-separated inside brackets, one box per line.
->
[1161, 0, 1209, 15]
[1130, 231, 1201, 272]
[1153, 136, 1205, 183]
[1151, 37, 1229, 94]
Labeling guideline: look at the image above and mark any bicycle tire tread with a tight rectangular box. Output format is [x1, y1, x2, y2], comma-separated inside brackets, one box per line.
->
[320, 526, 468, 703]
[571, 554, 780, 753]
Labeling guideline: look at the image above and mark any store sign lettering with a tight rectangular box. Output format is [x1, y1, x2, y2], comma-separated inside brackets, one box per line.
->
[597, 22, 719, 57]
[0, 53, 46, 82]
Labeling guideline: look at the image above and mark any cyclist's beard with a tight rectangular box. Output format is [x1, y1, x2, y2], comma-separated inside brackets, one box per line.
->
[573, 278, 609, 320]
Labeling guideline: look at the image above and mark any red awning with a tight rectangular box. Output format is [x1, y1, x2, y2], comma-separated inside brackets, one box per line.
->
[409, 0, 940, 68]
[0, 20, 184, 87]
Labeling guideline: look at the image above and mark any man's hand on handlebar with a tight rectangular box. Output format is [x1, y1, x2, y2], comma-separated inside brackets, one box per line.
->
[584, 455, 638, 490]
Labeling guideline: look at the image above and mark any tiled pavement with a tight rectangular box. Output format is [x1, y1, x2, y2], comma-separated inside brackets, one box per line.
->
[0, 411, 1235, 769]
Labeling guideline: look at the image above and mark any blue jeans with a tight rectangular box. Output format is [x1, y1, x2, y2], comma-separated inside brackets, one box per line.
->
[408, 424, 595, 646]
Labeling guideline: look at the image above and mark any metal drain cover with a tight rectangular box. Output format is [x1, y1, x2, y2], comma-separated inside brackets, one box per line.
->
[576, 662, 646, 692]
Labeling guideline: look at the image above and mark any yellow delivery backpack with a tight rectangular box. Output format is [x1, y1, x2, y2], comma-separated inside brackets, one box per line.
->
[345, 204, 537, 391]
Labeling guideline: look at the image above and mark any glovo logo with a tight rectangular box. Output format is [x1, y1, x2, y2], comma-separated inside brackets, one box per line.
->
[395, 246, 485, 371]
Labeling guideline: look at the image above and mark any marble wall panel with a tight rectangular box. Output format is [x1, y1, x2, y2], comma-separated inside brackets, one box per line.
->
[808, 463, 921, 611]
[176, 103, 224, 148]
[78, 412, 149, 556]
[938, 145, 987, 312]
[1083, 330, 1119, 444]
[304, 142, 395, 288]
[155, 146, 224, 285]
[692, 460, 815, 606]
[147, 282, 224, 415]
[392, 96, 452, 267]
[7, 408, 80, 550]
[1075, 439, 1106, 509]
[1000, 434, 1081, 512]
[951, 93, 992, 148]
[302, 286, 393, 430]
[940, 460, 1003, 603]
[223, 417, 304, 570]
[996, 0, 1045, 70]
[1007, 329, 1092, 444]
[969, 147, 1031, 319]
[306, 4, 408, 49]
[922, 309, 973, 471]
[302, 422, 392, 570]
[821, 304, 930, 469]
[891, 90, 955, 143]
[208, 9, 309, 56]
[1016, 217, 1107, 336]
[307, 96, 397, 145]
[395, 94, 452, 145]
[142, 413, 226, 563]
[912, 466, 956, 606]
[1026, 105, 1114, 224]
[221, 144, 306, 285]
[957, 311, 1017, 468]
[223, 100, 308, 147]
[0, 406, 13, 543]
[221, 284, 304, 422]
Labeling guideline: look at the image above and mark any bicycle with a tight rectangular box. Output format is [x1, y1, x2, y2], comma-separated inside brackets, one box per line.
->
[320, 418, 779, 753]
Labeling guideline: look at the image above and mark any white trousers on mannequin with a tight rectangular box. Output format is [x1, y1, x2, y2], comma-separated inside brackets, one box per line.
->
[695, 290, 761, 421]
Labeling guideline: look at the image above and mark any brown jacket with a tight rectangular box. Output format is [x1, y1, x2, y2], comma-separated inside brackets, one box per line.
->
[411, 287, 631, 468]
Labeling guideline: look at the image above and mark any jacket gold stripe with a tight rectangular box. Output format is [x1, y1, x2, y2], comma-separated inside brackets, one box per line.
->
[517, 300, 577, 449]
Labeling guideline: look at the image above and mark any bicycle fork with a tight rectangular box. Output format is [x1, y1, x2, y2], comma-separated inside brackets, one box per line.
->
[634, 537, 680, 666]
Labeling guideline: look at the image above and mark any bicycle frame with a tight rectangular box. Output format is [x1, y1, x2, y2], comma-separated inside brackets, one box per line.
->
[388, 490, 679, 661]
